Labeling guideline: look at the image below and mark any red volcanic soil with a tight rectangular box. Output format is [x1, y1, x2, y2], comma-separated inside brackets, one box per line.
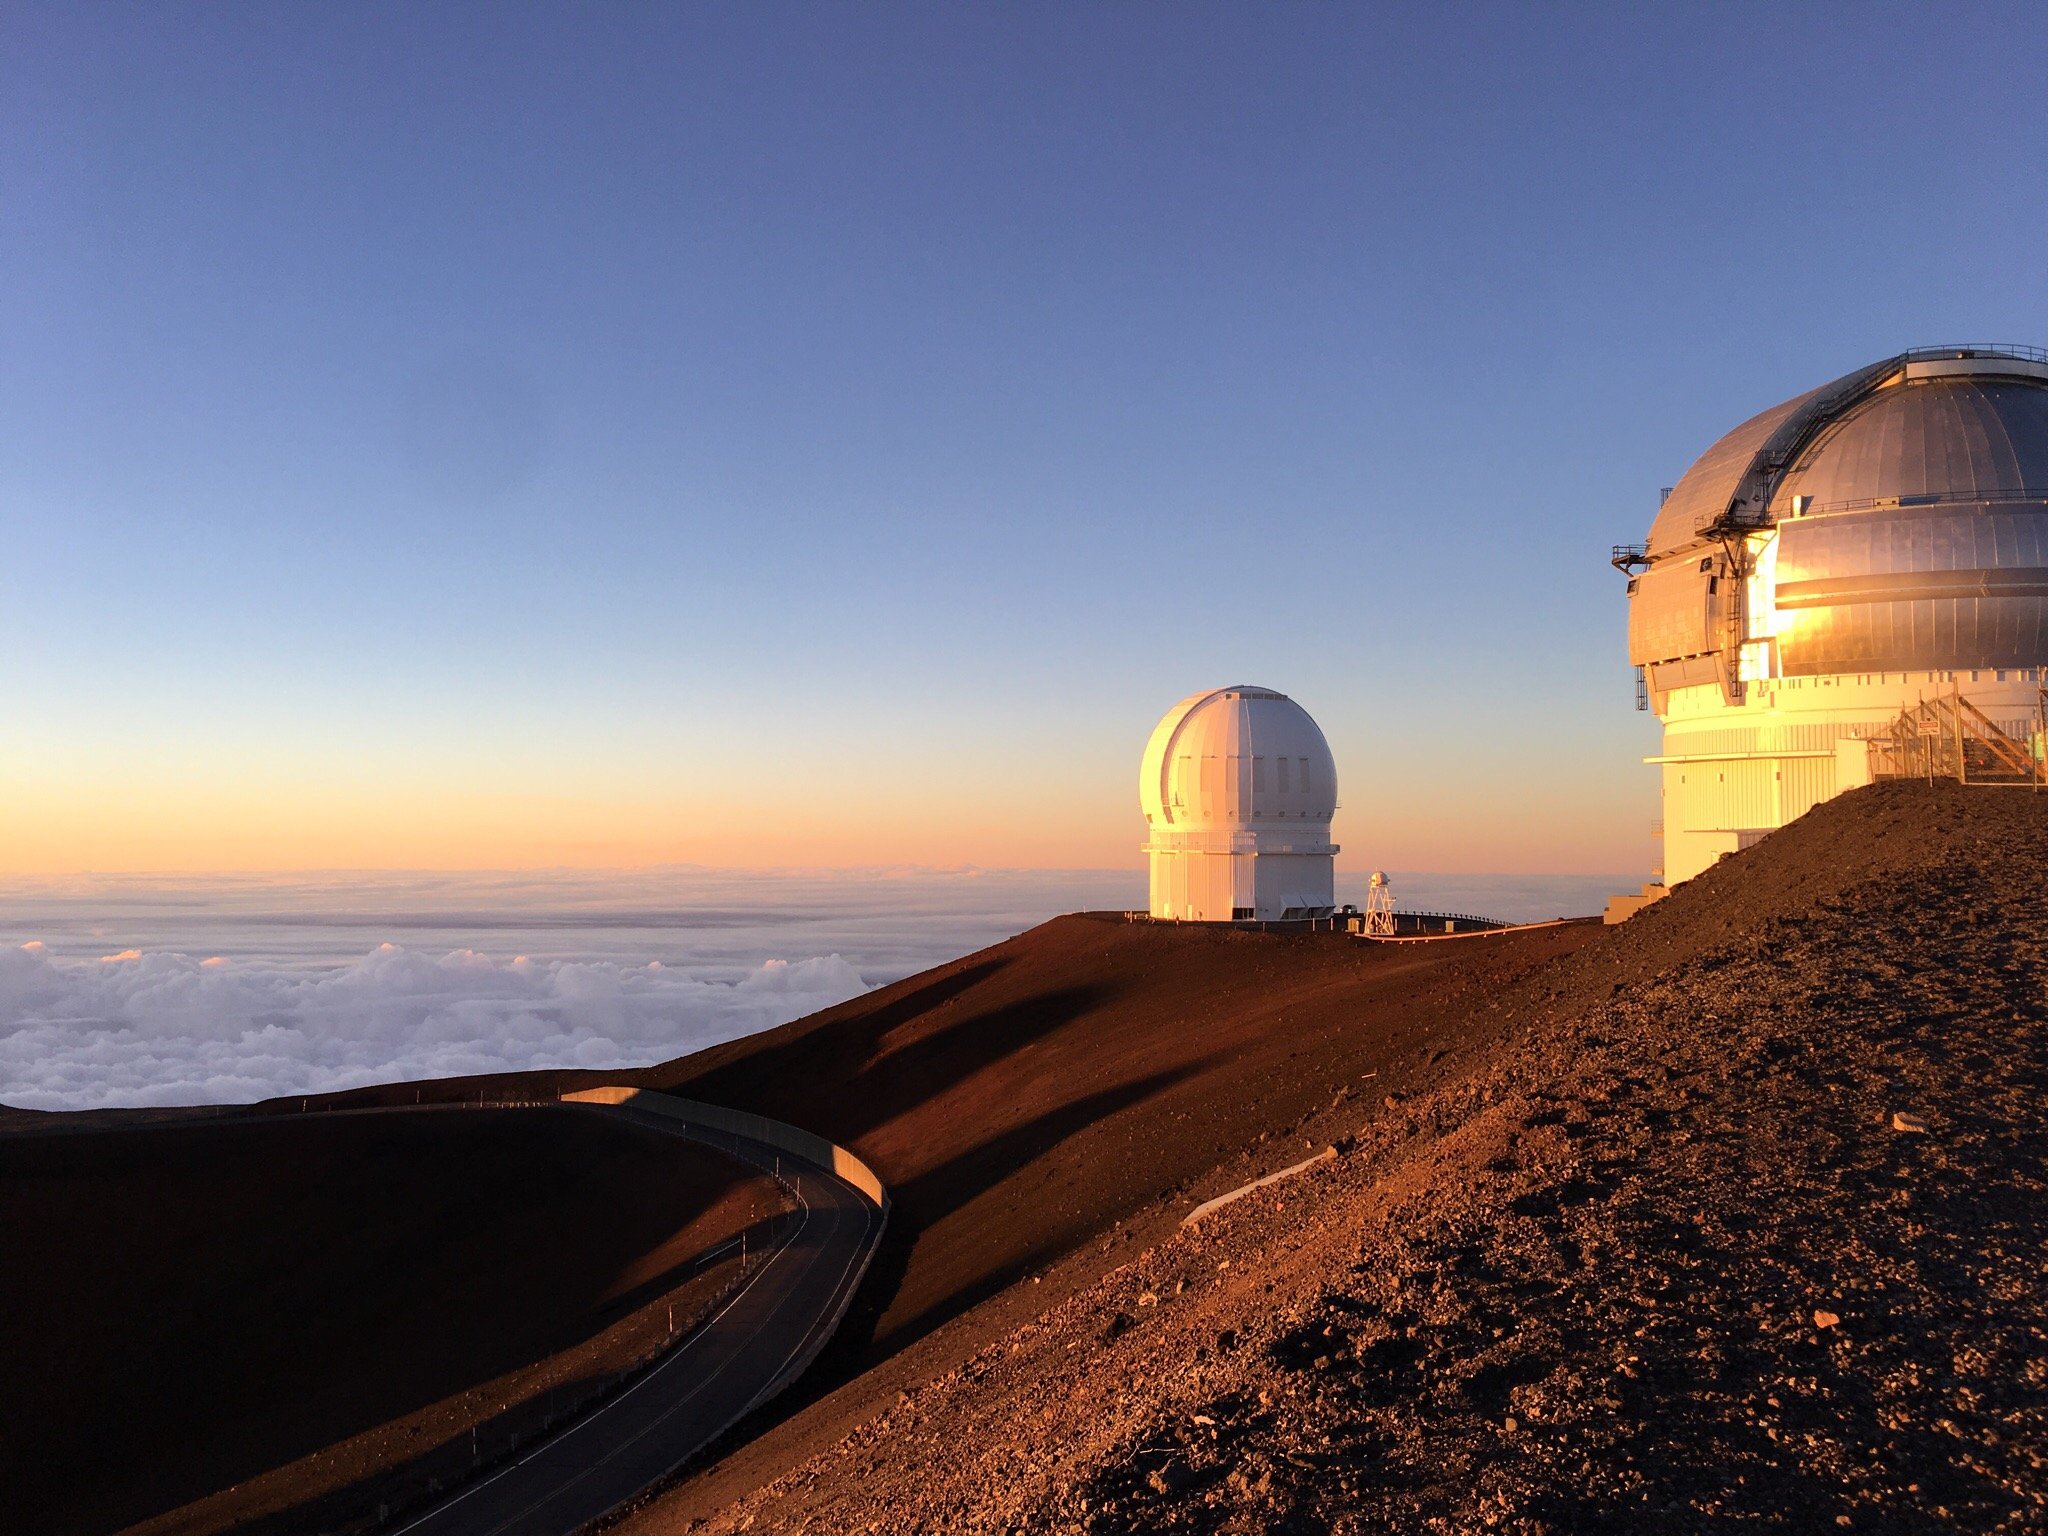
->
[0, 1106, 787, 1536]
[644, 915, 1601, 1356]
[644, 782, 2048, 1535]
[595, 909, 1612, 1519]
[307, 904, 1610, 1522]
[306, 909, 1621, 1526]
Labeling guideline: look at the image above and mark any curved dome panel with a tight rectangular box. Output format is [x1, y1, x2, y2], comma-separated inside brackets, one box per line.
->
[1772, 380, 2048, 514]
[1139, 686, 1337, 833]
[1768, 375, 2048, 674]
[1646, 383, 1830, 556]
[1634, 350, 2048, 679]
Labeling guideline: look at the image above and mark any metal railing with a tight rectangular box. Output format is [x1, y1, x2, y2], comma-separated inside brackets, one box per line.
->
[1900, 342, 2048, 365]
[1865, 687, 2046, 786]
[1635, 487, 2048, 564]
[1398, 909, 1502, 926]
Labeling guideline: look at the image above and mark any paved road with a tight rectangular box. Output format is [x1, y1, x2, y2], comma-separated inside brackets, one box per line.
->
[390, 1106, 882, 1536]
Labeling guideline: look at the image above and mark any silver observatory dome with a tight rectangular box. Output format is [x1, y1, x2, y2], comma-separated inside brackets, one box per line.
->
[1621, 345, 2048, 891]
[1640, 344, 2048, 676]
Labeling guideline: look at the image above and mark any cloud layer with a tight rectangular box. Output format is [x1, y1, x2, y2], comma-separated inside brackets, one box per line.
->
[0, 942, 867, 1111]
[0, 866, 1632, 1114]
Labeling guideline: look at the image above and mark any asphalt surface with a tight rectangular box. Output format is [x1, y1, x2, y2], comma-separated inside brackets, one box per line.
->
[389, 1106, 882, 1536]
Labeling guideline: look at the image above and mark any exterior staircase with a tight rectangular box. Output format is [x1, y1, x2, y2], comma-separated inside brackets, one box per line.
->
[1868, 690, 2044, 786]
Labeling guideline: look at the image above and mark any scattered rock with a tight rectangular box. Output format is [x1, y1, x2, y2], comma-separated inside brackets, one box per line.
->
[1144, 1460, 1193, 1495]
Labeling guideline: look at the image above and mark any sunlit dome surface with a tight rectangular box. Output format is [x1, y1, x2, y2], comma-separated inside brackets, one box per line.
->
[1771, 379, 2048, 513]
[1645, 347, 2048, 558]
[1139, 686, 1337, 832]
[1632, 346, 2048, 676]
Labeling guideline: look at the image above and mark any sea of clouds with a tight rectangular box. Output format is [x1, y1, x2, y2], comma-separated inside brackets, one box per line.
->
[0, 865, 1631, 1113]
[0, 940, 869, 1111]
[0, 866, 1144, 1112]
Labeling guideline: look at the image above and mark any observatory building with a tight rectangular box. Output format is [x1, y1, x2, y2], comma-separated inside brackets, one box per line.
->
[1621, 344, 2048, 889]
[1139, 685, 1339, 921]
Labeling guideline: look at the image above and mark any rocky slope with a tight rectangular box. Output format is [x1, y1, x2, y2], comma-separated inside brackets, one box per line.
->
[646, 783, 2048, 1535]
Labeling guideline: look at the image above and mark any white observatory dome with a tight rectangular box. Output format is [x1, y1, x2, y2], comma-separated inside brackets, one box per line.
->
[1138, 686, 1339, 922]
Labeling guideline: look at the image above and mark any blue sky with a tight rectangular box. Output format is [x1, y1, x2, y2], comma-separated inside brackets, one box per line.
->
[4, 3, 2044, 873]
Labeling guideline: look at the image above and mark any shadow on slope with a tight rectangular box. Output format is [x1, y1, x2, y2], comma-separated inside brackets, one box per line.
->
[612, 912, 1608, 1465]
[0, 1107, 782, 1536]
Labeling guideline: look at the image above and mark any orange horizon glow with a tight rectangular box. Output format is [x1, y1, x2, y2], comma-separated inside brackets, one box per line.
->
[0, 684, 1655, 878]
[0, 770, 1650, 877]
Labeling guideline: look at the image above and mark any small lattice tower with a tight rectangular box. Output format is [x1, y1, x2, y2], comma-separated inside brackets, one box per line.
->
[1364, 870, 1396, 937]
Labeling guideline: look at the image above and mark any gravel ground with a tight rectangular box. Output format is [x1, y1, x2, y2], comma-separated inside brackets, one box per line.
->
[680, 784, 2048, 1536]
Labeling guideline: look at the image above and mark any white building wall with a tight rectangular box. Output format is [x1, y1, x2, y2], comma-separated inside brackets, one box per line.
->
[1253, 853, 1336, 917]
[1654, 670, 2048, 884]
[1146, 848, 1337, 921]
